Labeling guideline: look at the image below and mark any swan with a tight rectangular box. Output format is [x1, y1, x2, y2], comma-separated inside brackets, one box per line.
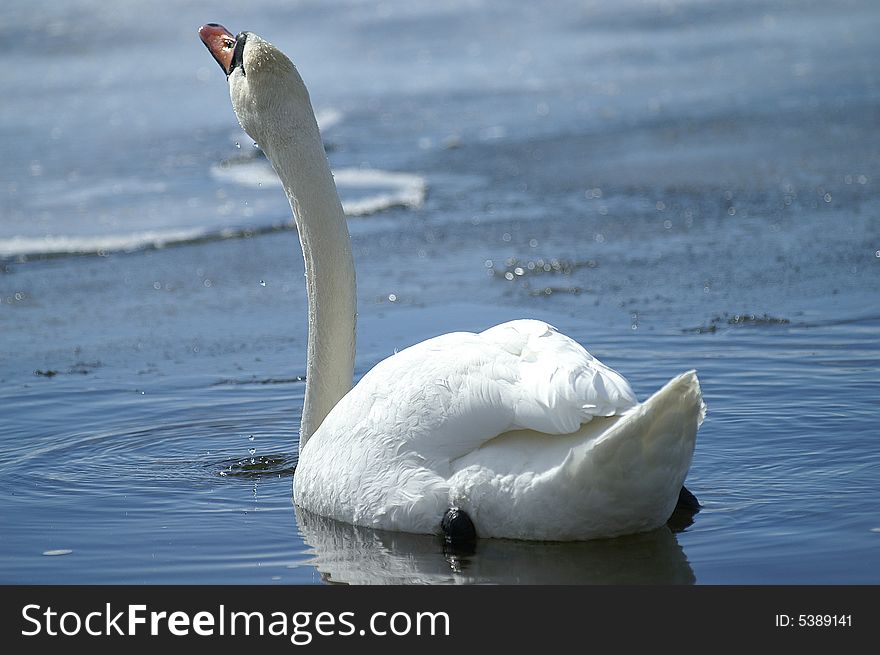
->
[199, 25, 706, 541]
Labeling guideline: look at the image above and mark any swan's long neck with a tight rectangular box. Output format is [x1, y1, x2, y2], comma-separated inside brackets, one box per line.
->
[261, 113, 356, 452]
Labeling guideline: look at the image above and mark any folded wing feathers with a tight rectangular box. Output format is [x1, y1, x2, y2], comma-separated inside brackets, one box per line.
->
[356, 320, 638, 465]
[490, 320, 638, 434]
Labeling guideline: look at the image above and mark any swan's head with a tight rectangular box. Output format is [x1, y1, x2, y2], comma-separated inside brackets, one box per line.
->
[199, 24, 314, 150]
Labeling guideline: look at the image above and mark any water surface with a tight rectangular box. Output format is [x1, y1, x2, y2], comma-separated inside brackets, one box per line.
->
[1, 0, 879, 583]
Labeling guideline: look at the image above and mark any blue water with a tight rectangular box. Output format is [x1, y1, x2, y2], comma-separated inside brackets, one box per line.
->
[1, 0, 879, 583]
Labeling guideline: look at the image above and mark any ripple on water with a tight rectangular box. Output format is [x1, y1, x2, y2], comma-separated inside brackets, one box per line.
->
[0, 379, 311, 583]
[216, 454, 298, 479]
[2, 312, 879, 583]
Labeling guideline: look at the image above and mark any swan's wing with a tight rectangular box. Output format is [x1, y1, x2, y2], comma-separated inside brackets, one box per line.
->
[479, 319, 637, 432]
[347, 319, 637, 464]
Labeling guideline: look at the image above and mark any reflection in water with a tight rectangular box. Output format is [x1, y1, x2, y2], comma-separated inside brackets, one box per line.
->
[295, 507, 695, 584]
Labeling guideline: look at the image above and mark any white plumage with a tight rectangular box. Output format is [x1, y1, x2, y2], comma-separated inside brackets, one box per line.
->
[295, 320, 705, 539]
[201, 26, 706, 542]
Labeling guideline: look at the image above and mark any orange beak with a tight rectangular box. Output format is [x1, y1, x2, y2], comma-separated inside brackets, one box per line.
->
[199, 23, 237, 75]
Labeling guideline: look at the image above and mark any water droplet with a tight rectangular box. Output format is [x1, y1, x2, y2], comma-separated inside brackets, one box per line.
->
[529, 239, 538, 248]
[514, 267, 524, 276]
[248, 435, 255, 441]
[235, 141, 241, 149]
[484, 259, 493, 268]
[249, 448, 256, 456]
[260, 280, 266, 287]
[42, 549, 72, 556]
[388, 293, 397, 302]
[823, 193, 832, 202]
[219, 471, 227, 477]
[502, 232, 512, 242]
[875, 250, 880, 258]
[727, 207, 736, 216]
[504, 272, 514, 281]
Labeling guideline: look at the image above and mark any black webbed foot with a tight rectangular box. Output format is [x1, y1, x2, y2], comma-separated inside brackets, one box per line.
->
[667, 485, 701, 532]
[441, 507, 476, 544]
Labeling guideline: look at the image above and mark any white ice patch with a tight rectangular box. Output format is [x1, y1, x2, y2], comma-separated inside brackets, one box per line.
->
[315, 107, 343, 132]
[335, 168, 427, 216]
[211, 159, 427, 216]
[0, 228, 209, 258]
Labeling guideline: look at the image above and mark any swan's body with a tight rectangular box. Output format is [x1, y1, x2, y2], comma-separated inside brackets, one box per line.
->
[200, 25, 705, 541]
[296, 322, 703, 539]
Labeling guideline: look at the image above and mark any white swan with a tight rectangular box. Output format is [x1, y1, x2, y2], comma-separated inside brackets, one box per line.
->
[199, 25, 706, 541]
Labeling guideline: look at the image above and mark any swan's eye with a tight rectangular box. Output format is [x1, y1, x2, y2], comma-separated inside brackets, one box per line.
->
[223, 39, 235, 49]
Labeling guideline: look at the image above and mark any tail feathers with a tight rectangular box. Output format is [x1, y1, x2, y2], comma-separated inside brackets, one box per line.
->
[678, 369, 709, 427]
[448, 371, 706, 540]
[629, 369, 704, 454]
[563, 370, 704, 532]
[640, 369, 705, 426]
